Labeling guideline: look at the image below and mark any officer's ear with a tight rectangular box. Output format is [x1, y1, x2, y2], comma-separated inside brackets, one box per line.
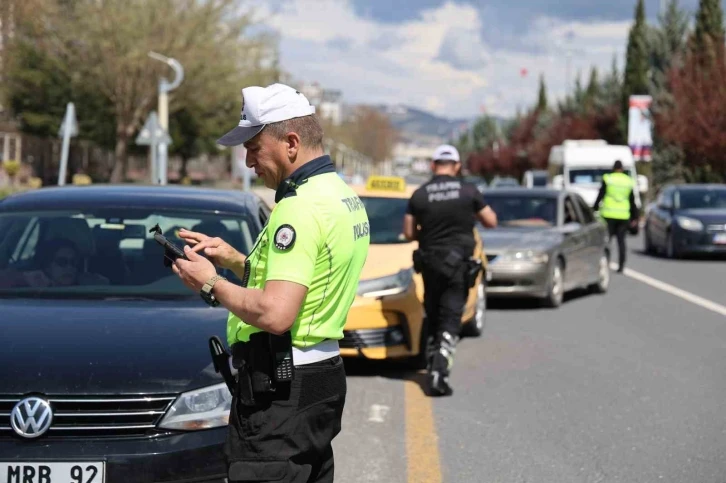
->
[284, 131, 302, 161]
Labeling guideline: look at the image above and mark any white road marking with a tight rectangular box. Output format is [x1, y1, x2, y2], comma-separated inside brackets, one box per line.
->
[610, 263, 726, 317]
[367, 404, 390, 423]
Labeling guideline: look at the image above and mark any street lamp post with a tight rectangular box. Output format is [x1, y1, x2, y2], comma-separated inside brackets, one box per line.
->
[148, 51, 184, 185]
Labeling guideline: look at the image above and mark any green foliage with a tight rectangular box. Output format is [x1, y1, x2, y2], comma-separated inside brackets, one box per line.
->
[3, 0, 280, 182]
[691, 0, 725, 57]
[623, 0, 650, 111]
[455, 116, 501, 161]
[536, 74, 548, 112]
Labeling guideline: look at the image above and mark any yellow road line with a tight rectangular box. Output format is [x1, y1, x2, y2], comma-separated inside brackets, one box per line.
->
[405, 375, 442, 483]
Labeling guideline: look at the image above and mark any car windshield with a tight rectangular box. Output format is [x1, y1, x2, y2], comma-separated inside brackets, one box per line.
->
[360, 196, 408, 244]
[677, 188, 726, 209]
[483, 195, 558, 227]
[0, 209, 257, 299]
[568, 168, 611, 184]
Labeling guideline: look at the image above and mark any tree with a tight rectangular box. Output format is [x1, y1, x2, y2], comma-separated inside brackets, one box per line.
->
[648, 0, 691, 105]
[691, 0, 725, 62]
[583, 67, 600, 110]
[622, 0, 650, 114]
[324, 107, 398, 164]
[536, 74, 548, 112]
[657, 53, 726, 182]
[5, 0, 279, 182]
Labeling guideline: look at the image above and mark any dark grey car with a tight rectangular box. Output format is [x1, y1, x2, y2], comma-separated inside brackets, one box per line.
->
[478, 188, 610, 307]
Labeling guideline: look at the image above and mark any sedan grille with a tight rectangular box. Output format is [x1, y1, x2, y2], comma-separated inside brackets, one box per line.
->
[0, 395, 176, 439]
[706, 224, 726, 232]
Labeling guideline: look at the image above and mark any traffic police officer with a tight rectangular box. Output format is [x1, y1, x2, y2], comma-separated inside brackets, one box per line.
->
[593, 160, 638, 273]
[403, 145, 497, 396]
[172, 83, 370, 482]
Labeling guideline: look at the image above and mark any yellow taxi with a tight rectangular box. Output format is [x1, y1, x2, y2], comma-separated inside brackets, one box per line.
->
[340, 175, 488, 368]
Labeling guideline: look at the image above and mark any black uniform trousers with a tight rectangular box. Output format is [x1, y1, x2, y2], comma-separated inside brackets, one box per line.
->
[605, 218, 629, 270]
[224, 356, 347, 483]
[421, 264, 468, 372]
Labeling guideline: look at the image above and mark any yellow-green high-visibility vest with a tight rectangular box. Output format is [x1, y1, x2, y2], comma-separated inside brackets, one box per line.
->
[600, 172, 633, 220]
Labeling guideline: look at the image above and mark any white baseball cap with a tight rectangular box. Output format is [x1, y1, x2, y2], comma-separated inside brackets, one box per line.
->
[217, 83, 317, 146]
[432, 144, 460, 163]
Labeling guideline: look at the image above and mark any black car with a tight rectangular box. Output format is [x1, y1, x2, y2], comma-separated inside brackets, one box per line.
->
[0, 185, 272, 483]
[644, 184, 726, 258]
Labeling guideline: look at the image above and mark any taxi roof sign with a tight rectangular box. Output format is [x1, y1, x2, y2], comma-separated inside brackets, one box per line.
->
[366, 176, 406, 192]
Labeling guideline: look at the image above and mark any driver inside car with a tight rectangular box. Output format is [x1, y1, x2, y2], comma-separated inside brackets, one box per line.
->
[0, 238, 109, 288]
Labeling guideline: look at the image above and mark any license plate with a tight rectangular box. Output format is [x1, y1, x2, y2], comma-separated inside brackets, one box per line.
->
[714, 233, 726, 244]
[0, 462, 104, 483]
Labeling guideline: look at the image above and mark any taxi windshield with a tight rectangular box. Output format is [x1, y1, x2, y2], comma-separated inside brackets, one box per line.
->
[0, 209, 256, 299]
[359, 196, 409, 244]
[483, 195, 558, 227]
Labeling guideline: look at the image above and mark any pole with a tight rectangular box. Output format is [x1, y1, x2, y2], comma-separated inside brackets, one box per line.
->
[58, 102, 75, 186]
[151, 136, 158, 188]
[565, 50, 572, 98]
[158, 88, 169, 185]
[148, 52, 184, 186]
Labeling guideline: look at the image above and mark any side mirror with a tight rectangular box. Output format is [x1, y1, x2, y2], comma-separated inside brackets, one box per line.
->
[637, 174, 649, 193]
[562, 222, 581, 234]
[552, 175, 564, 190]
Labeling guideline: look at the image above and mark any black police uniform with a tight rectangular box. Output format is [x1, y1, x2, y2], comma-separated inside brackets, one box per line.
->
[407, 174, 488, 395]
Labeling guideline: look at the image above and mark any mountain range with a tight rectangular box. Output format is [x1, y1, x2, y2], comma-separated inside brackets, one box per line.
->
[364, 104, 508, 145]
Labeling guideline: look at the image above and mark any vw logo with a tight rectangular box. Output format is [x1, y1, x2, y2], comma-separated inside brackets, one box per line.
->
[10, 397, 53, 439]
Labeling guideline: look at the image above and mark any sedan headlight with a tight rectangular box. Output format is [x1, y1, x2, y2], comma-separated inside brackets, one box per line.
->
[675, 216, 704, 231]
[494, 250, 549, 264]
[158, 383, 232, 431]
[357, 268, 414, 298]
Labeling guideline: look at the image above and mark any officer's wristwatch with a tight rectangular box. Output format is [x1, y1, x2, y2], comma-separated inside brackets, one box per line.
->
[200, 275, 226, 307]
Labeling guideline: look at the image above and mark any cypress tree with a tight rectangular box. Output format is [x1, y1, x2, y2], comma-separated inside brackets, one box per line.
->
[584, 67, 600, 108]
[691, 0, 725, 62]
[623, 0, 650, 96]
[536, 74, 548, 112]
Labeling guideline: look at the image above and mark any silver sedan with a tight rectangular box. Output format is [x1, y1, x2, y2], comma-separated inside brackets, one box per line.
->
[478, 188, 611, 307]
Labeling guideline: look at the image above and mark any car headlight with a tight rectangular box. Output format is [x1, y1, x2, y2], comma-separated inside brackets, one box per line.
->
[158, 383, 232, 431]
[357, 268, 414, 298]
[495, 250, 549, 264]
[675, 216, 704, 231]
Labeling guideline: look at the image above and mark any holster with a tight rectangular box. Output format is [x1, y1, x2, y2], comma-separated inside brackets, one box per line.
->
[208, 336, 236, 395]
[464, 258, 483, 288]
[231, 331, 293, 407]
[417, 248, 466, 279]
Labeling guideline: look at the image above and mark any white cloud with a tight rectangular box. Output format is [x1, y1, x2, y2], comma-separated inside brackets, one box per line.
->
[251, 0, 630, 119]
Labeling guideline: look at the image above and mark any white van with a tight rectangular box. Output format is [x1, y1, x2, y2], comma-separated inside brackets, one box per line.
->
[548, 139, 648, 210]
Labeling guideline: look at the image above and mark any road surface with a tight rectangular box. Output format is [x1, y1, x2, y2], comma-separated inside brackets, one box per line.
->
[333, 235, 726, 483]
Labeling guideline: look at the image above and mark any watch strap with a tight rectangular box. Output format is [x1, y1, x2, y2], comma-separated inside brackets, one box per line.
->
[202, 274, 226, 295]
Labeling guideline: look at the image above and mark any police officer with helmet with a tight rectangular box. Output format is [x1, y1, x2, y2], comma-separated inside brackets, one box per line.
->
[403, 145, 497, 396]
[593, 160, 639, 273]
[172, 83, 370, 482]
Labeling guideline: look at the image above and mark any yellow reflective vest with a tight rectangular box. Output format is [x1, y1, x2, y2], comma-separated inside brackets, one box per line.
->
[600, 172, 633, 220]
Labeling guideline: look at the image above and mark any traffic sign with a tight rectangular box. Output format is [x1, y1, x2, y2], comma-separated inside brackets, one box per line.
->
[136, 111, 171, 146]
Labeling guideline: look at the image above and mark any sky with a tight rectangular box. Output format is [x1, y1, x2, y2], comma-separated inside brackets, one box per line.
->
[247, 0, 700, 119]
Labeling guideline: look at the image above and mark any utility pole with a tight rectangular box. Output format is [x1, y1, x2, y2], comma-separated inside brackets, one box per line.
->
[148, 51, 184, 185]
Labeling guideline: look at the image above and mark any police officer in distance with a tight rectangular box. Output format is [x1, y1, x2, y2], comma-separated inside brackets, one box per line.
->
[592, 160, 639, 273]
[403, 145, 497, 396]
[172, 83, 370, 482]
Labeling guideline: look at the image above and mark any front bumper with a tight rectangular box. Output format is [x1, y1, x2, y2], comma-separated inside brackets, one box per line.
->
[0, 428, 227, 483]
[485, 260, 550, 298]
[674, 228, 726, 255]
